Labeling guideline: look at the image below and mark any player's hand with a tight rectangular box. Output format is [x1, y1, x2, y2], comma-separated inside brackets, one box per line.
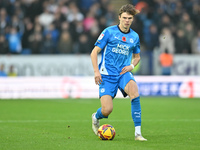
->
[120, 65, 133, 75]
[94, 71, 102, 85]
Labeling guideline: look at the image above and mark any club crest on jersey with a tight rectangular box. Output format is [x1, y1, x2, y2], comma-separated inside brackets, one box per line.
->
[122, 36, 126, 42]
[100, 88, 105, 93]
[98, 33, 104, 40]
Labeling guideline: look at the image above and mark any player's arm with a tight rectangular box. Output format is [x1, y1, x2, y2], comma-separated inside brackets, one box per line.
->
[120, 53, 140, 75]
[132, 53, 140, 67]
[90, 46, 102, 85]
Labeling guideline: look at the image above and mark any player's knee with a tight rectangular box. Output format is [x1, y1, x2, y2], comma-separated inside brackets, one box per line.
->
[129, 92, 139, 100]
[101, 106, 113, 117]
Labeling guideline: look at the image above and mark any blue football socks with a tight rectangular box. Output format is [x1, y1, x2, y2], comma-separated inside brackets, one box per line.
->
[131, 96, 141, 127]
[95, 108, 108, 119]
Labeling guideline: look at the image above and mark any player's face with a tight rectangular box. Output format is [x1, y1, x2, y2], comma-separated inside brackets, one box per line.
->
[119, 12, 134, 32]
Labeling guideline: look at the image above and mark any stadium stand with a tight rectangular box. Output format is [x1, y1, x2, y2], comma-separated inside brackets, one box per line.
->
[0, 0, 199, 55]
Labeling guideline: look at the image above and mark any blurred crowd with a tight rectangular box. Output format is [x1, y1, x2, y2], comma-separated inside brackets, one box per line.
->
[131, 0, 200, 54]
[0, 0, 200, 55]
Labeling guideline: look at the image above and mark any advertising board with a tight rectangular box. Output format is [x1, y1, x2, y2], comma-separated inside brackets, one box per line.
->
[0, 76, 199, 99]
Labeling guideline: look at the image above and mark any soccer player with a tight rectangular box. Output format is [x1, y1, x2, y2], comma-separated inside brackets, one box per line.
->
[90, 4, 147, 141]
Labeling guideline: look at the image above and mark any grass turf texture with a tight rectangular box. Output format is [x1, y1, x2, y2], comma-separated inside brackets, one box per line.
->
[0, 97, 200, 150]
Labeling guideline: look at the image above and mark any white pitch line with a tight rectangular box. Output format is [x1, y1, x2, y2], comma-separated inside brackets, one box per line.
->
[0, 119, 200, 123]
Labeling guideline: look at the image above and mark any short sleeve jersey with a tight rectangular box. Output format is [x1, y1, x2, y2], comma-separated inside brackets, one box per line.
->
[95, 25, 140, 75]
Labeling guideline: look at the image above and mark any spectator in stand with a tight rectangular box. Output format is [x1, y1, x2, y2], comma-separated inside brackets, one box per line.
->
[8, 65, 17, 77]
[57, 0, 70, 19]
[151, 2, 166, 24]
[32, 23, 43, 35]
[184, 23, 195, 45]
[191, 30, 200, 54]
[6, 27, 22, 54]
[191, 3, 200, 30]
[28, 23, 43, 54]
[14, 1, 25, 21]
[74, 33, 91, 54]
[88, 2, 103, 19]
[145, 24, 159, 51]
[177, 12, 194, 34]
[98, 16, 107, 32]
[89, 20, 100, 50]
[29, 32, 43, 54]
[158, 14, 174, 33]
[105, 4, 117, 26]
[0, 34, 9, 54]
[159, 27, 175, 54]
[24, 0, 43, 23]
[21, 20, 33, 52]
[135, 1, 152, 46]
[175, 29, 190, 54]
[43, 23, 60, 46]
[159, 49, 173, 75]
[67, 2, 84, 23]
[60, 21, 70, 32]
[99, 0, 110, 16]
[38, 7, 54, 29]
[78, 0, 98, 15]
[58, 31, 73, 54]
[41, 33, 56, 54]
[52, 10, 66, 32]
[46, 0, 59, 14]
[83, 11, 96, 32]
[10, 15, 25, 34]
[0, 8, 10, 35]
[0, 64, 7, 77]
[69, 20, 84, 46]
[131, 15, 144, 44]
[34, 16, 43, 30]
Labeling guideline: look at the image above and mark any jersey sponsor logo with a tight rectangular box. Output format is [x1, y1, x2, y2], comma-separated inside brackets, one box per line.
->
[112, 44, 130, 55]
[98, 33, 104, 40]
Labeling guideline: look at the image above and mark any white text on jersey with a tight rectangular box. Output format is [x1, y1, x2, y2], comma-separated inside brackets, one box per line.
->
[112, 44, 130, 55]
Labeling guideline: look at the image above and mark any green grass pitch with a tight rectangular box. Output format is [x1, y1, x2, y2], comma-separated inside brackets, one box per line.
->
[0, 97, 200, 150]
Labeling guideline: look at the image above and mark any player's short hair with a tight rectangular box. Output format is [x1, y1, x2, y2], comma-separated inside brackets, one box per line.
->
[119, 4, 140, 17]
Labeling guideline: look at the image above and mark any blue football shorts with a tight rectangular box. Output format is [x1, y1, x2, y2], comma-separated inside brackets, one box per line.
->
[99, 72, 136, 98]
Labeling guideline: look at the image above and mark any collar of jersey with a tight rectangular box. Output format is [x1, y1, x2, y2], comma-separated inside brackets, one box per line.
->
[117, 25, 130, 34]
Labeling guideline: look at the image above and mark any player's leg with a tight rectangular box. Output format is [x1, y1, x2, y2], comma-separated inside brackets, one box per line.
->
[92, 112, 100, 135]
[92, 75, 117, 135]
[119, 72, 147, 141]
[98, 95, 113, 118]
[125, 80, 147, 141]
[92, 95, 113, 135]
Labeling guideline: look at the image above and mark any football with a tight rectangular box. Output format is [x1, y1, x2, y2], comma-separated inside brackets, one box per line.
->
[97, 124, 116, 140]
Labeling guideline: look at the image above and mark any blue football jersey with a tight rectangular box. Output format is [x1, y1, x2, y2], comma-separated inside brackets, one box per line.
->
[95, 25, 140, 75]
